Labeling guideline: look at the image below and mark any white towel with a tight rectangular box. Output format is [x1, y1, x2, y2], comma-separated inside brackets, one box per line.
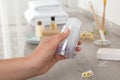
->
[29, 0, 62, 13]
[34, 6, 63, 13]
[29, 0, 60, 9]
[24, 8, 69, 26]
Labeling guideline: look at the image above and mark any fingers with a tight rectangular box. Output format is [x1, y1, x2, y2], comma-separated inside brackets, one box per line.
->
[76, 41, 81, 52]
[55, 41, 81, 61]
[77, 41, 81, 45]
[76, 47, 81, 51]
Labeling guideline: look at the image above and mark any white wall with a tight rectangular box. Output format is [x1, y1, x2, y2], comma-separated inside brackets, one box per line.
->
[4, 0, 30, 24]
[79, 0, 120, 25]
[6, 0, 28, 16]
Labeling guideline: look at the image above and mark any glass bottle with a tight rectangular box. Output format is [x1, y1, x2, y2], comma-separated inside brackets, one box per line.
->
[50, 17, 57, 30]
[35, 21, 44, 40]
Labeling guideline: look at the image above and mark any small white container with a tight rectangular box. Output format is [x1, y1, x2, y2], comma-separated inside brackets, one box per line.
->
[97, 48, 120, 61]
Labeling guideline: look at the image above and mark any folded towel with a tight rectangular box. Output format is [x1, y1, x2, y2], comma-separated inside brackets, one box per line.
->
[29, 0, 60, 9]
[34, 6, 63, 13]
[29, 0, 62, 13]
[24, 8, 69, 26]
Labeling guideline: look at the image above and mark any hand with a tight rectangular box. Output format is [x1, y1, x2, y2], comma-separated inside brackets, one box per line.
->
[29, 28, 81, 75]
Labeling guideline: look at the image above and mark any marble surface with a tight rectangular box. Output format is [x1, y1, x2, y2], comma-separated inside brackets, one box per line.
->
[24, 8, 120, 80]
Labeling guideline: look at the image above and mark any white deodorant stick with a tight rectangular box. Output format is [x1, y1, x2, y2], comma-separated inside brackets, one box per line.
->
[56, 17, 81, 58]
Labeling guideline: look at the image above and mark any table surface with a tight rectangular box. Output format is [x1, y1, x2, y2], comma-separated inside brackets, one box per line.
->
[25, 8, 120, 80]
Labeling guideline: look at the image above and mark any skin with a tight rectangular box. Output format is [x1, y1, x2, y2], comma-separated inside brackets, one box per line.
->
[0, 28, 81, 80]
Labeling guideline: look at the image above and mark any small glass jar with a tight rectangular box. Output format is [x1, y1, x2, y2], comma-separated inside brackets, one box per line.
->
[93, 21, 111, 46]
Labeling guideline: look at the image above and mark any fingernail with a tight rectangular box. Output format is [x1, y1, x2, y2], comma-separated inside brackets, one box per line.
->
[63, 28, 70, 34]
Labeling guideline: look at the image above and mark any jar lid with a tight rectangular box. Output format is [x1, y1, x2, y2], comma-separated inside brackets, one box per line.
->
[51, 17, 55, 21]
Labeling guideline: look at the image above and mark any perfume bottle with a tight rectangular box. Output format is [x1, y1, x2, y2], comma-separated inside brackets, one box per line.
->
[35, 21, 44, 40]
[50, 17, 57, 30]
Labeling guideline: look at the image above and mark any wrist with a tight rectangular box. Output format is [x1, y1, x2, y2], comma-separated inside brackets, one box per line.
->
[24, 55, 41, 76]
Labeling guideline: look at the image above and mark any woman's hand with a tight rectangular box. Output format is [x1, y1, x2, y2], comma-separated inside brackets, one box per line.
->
[0, 28, 81, 80]
[29, 28, 81, 75]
